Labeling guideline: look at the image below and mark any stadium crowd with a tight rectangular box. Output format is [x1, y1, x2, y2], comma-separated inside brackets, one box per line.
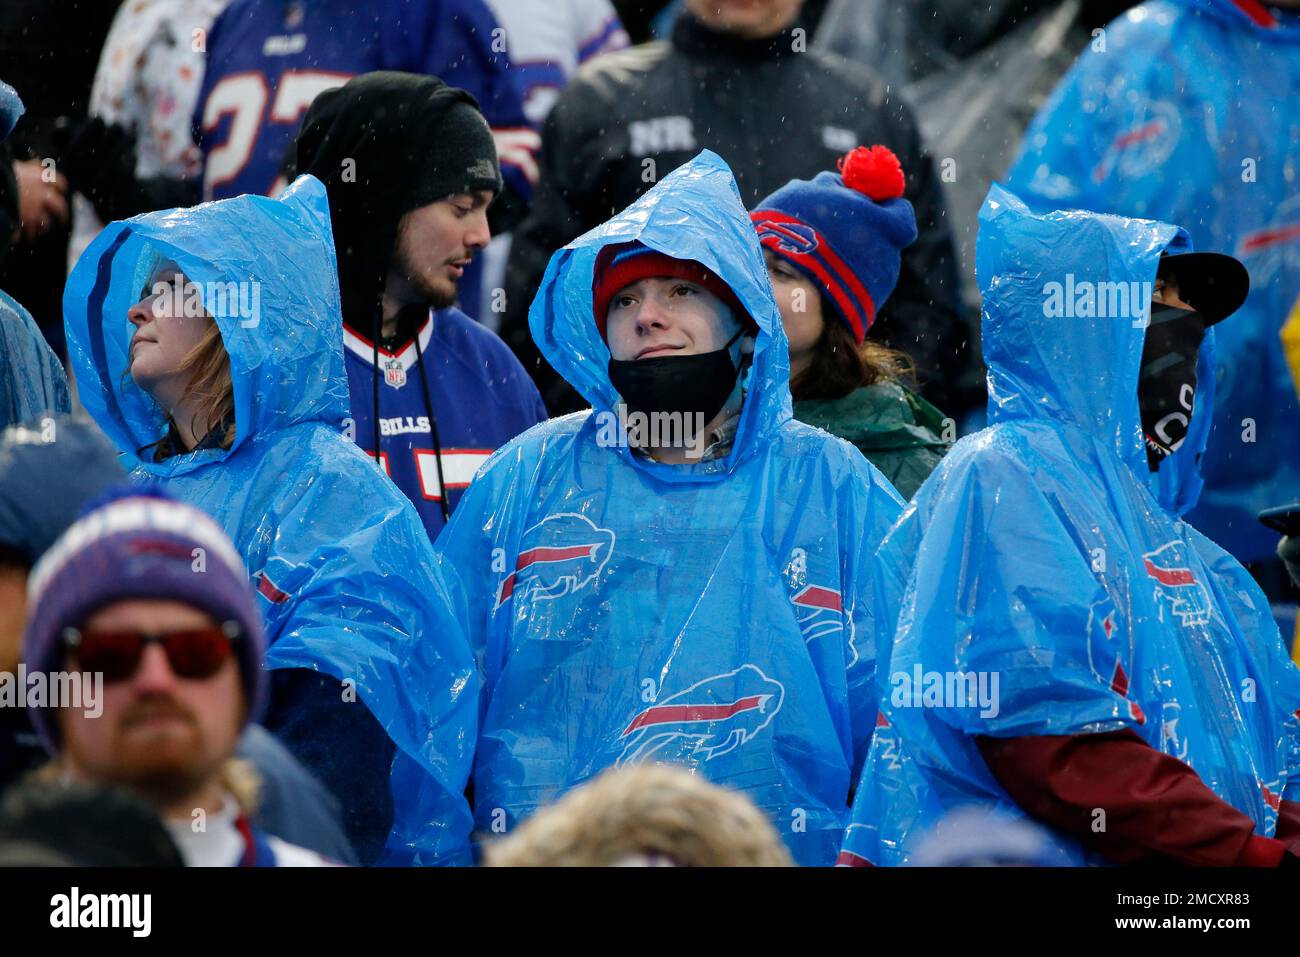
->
[2, 0, 1300, 867]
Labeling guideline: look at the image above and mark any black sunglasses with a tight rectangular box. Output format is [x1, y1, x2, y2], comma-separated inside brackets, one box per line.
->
[61, 621, 243, 683]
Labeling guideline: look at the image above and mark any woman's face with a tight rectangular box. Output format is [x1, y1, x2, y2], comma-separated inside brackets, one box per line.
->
[763, 249, 824, 378]
[126, 261, 213, 410]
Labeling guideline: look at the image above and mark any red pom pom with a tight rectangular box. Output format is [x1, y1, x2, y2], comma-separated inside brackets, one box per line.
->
[837, 145, 906, 202]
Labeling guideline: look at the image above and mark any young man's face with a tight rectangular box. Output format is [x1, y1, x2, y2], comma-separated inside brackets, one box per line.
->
[1141, 272, 1207, 469]
[57, 599, 245, 812]
[387, 191, 493, 310]
[605, 276, 742, 362]
[126, 261, 214, 409]
[1151, 273, 1195, 312]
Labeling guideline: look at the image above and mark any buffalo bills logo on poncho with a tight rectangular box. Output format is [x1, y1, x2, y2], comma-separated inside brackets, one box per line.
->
[496, 512, 615, 609]
[1091, 98, 1180, 184]
[1142, 541, 1211, 628]
[791, 583, 855, 664]
[616, 665, 785, 765]
[753, 217, 819, 255]
[1086, 598, 1145, 724]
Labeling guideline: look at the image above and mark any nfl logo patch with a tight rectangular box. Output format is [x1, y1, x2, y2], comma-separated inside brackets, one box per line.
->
[383, 358, 406, 388]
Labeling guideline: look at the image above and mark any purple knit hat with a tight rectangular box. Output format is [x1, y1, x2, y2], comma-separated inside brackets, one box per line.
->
[21, 487, 267, 750]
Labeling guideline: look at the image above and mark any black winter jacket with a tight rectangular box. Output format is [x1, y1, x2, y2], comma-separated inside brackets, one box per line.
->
[503, 11, 971, 413]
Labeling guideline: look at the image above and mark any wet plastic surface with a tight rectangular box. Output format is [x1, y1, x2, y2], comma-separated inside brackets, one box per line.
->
[1006, 0, 1300, 563]
[63, 176, 479, 865]
[434, 151, 905, 865]
[841, 185, 1300, 865]
[1, 290, 69, 428]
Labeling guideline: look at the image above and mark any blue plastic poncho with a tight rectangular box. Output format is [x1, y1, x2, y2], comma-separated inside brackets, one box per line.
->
[433, 150, 905, 866]
[1, 291, 70, 429]
[62, 176, 478, 865]
[1005, 0, 1300, 564]
[840, 185, 1300, 866]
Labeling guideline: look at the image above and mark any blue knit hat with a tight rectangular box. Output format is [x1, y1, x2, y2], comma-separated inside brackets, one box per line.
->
[751, 145, 918, 344]
[0, 417, 127, 567]
[21, 486, 267, 750]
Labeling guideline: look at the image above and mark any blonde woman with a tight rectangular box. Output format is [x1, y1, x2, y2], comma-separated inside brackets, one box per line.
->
[63, 176, 478, 866]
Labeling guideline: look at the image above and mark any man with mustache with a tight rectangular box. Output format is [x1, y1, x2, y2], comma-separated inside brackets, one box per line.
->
[295, 72, 547, 544]
[22, 487, 334, 866]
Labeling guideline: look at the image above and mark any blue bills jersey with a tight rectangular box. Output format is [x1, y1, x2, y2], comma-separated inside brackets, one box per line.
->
[343, 306, 547, 541]
[195, 0, 538, 201]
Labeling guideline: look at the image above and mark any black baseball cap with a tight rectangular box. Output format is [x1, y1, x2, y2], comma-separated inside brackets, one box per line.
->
[1157, 252, 1250, 326]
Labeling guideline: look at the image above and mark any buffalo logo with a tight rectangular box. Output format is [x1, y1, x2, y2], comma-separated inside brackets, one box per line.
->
[1085, 598, 1145, 724]
[616, 665, 785, 765]
[1236, 192, 1300, 290]
[1142, 542, 1211, 628]
[753, 217, 820, 256]
[1091, 98, 1181, 184]
[1159, 701, 1188, 762]
[1264, 783, 1283, 813]
[791, 583, 856, 665]
[495, 512, 615, 609]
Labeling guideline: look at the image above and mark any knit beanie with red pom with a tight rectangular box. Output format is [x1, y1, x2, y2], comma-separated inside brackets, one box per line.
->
[749, 145, 917, 344]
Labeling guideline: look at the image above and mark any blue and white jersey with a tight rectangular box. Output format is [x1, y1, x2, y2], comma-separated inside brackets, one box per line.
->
[473, 0, 628, 327]
[344, 306, 547, 541]
[194, 0, 538, 201]
[482, 0, 628, 125]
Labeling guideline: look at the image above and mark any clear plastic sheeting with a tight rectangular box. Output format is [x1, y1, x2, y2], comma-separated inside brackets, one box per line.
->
[841, 185, 1300, 866]
[1006, 0, 1300, 564]
[434, 151, 905, 866]
[62, 176, 479, 865]
[1, 290, 69, 428]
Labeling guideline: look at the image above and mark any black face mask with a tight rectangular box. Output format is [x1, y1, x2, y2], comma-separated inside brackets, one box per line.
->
[608, 328, 745, 437]
[1138, 304, 1206, 472]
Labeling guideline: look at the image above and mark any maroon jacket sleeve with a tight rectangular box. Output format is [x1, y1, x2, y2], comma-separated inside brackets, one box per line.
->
[977, 730, 1288, 866]
[1275, 799, 1300, 851]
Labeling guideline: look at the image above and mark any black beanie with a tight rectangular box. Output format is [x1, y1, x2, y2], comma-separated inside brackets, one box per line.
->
[295, 71, 502, 336]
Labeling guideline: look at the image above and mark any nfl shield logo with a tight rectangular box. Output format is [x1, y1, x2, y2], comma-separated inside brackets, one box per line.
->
[383, 358, 406, 388]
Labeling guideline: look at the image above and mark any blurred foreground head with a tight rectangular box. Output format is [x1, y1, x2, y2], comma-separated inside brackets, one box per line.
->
[0, 780, 183, 866]
[483, 764, 793, 867]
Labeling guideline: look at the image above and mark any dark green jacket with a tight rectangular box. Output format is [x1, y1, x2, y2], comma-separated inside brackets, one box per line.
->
[793, 382, 950, 499]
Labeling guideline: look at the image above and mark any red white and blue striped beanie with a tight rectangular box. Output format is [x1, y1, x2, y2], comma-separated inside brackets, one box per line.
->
[592, 241, 753, 341]
[22, 486, 267, 750]
[750, 145, 917, 345]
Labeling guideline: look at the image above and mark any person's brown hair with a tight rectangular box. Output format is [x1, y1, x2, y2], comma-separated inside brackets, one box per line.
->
[483, 763, 794, 867]
[138, 320, 237, 462]
[790, 297, 915, 402]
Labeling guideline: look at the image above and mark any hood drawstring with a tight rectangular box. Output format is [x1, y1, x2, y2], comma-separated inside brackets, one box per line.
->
[368, 306, 450, 524]
[413, 326, 451, 524]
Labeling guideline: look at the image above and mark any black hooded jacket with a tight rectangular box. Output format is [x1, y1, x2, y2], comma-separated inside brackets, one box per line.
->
[503, 11, 969, 414]
[284, 72, 503, 862]
[295, 71, 502, 340]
